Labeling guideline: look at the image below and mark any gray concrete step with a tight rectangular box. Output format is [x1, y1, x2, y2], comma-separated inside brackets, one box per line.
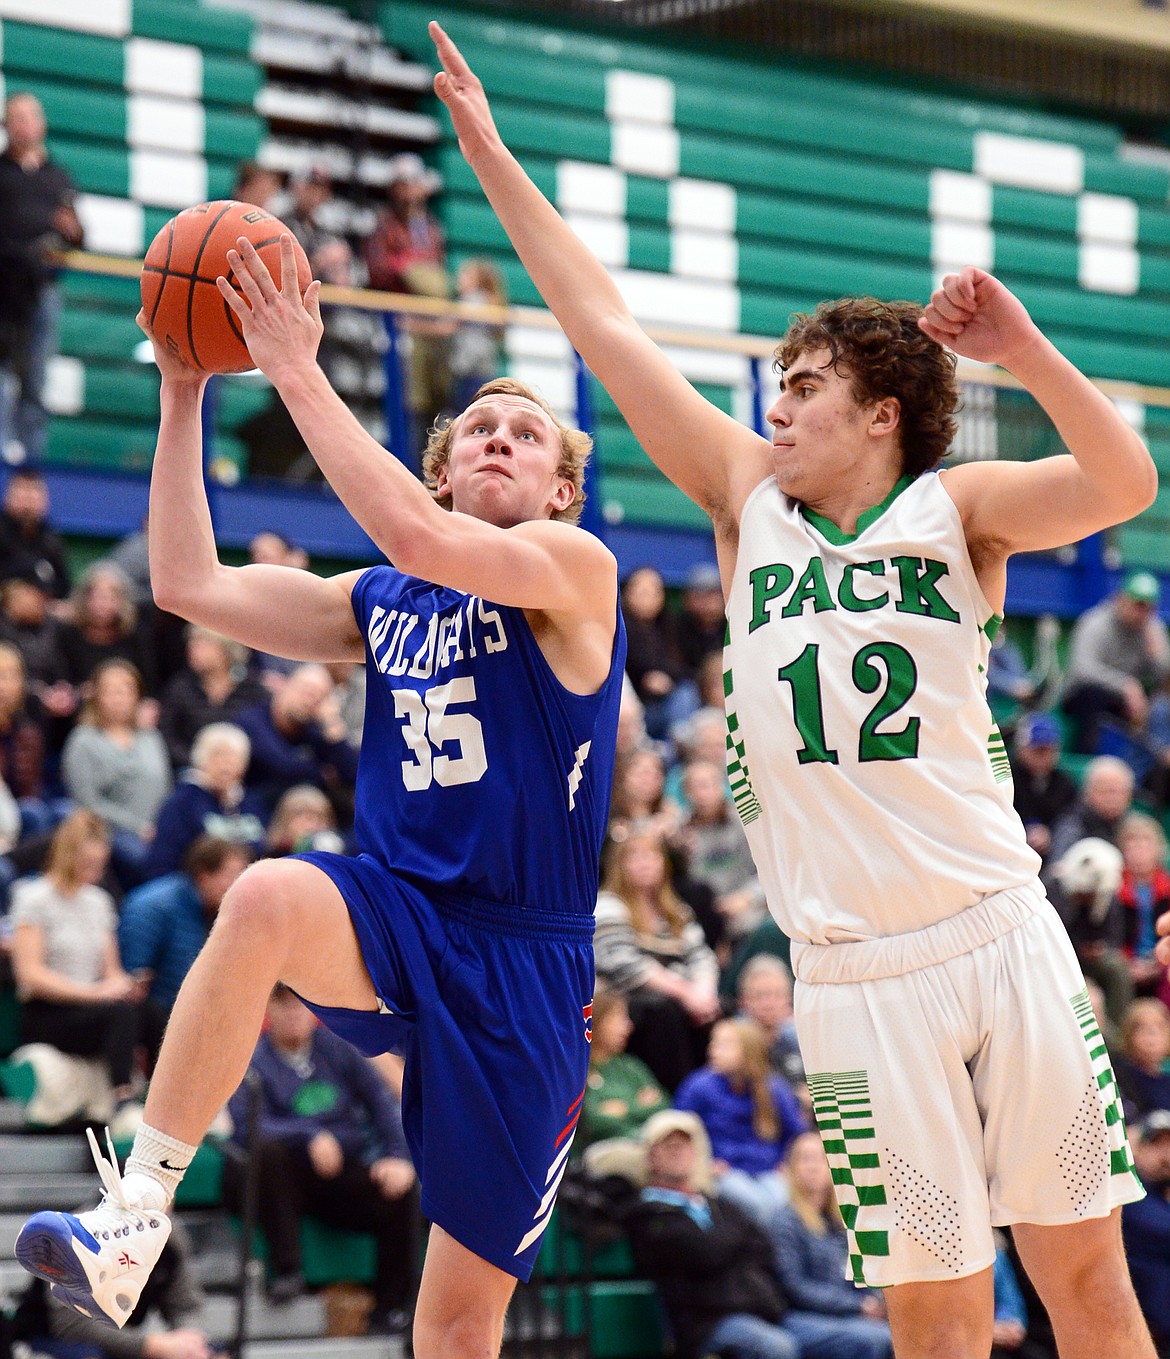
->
[0, 1171, 96, 1210]
[0, 1131, 90, 1174]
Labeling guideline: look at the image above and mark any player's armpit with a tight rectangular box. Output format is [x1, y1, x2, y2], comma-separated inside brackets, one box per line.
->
[160, 564, 366, 663]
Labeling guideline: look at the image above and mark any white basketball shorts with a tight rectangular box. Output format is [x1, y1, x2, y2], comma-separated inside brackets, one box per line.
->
[789, 878, 1144, 1288]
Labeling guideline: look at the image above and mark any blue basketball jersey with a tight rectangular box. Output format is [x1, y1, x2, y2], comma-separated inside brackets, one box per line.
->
[349, 566, 626, 914]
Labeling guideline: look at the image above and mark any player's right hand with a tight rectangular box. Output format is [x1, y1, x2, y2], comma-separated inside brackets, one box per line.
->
[136, 310, 205, 387]
[430, 22, 504, 164]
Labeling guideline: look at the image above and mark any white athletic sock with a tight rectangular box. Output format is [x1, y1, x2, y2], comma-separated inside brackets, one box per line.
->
[123, 1124, 198, 1209]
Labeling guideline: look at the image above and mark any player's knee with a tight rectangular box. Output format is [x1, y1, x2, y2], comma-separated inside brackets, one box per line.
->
[214, 861, 300, 945]
[412, 1310, 500, 1359]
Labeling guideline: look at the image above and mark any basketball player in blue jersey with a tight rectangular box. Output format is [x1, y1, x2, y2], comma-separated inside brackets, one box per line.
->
[428, 21, 1163, 1359]
[15, 235, 626, 1359]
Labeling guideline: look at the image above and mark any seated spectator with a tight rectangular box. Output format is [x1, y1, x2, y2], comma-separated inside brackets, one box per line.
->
[0, 640, 48, 812]
[13, 1219, 216, 1359]
[621, 565, 697, 742]
[608, 745, 680, 844]
[615, 678, 650, 761]
[0, 467, 70, 600]
[665, 706, 733, 812]
[9, 810, 145, 1112]
[1121, 1109, 1170, 1355]
[108, 513, 152, 607]
[986, 626, 1040, 727]
[244, 535, 310, 686]
[143, 723, 266, 881]
[1114, 998, 1170, 1120]
[1009, 711, 1077, 864]
[676, 757, 762, 939]
[594, 827, 721, 1091]
[581, 986, 670, 1150]
[1118, 812, 1170, 1001]
[0, 568, 75, 730]
[1046, 755, 1134, 869]
[625, 1110, 800, 1359]
[1049, 836, 1131, 1027]
[58, 560, 156, 696]
[61, 659, 172, 887]
[767, 1132, 893, 1359]
[736, 956, 806, 1095]
[1061, 573, 1170, 755]
[327, 658, 366, 748]
[119, 836, 251, 1055]
[235, 663, 359, 820]
[676, 1018, 807, 1226]
[265, 784, 346, 858]
[674, 562, 725, 683]
[159, 626, 266, 770]
[224, 984, 416, 1327]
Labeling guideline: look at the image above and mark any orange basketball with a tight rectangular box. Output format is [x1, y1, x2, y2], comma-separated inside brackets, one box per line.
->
[140, 200, 313, 374]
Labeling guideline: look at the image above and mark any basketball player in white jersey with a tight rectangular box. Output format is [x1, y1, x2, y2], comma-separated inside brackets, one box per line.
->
[431, 22, 1161, 1359]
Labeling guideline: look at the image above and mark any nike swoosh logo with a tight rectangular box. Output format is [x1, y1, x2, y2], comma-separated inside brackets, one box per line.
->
[159, 1159, 185, 1171]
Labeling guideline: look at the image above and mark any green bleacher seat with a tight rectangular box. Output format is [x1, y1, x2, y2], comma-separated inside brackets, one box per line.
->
[133, 1, 254, 55]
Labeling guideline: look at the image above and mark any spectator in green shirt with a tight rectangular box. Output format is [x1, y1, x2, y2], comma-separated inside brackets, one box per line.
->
[580, 986, 670, 1150]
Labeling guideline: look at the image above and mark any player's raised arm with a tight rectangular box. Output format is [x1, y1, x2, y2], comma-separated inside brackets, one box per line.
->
[216, 238, 616, 631]
[928, 267, 1157, 559]
[139, 312, 363, 662]
[429, 22, 770, 523]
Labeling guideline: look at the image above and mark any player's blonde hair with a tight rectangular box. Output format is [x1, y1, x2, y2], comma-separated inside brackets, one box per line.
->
[421, 378, 591, 525]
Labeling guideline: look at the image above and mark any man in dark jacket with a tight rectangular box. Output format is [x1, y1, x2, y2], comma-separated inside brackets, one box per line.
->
[625, 1110, 799, 1359]
[1122, 1110, 1170, 1357]
[224, 984, 417, 1329]
[1009, 711, 1077, 864]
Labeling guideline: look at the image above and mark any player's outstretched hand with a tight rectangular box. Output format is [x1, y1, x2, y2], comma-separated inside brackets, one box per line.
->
[919, 266, 1041, 370]
[430, 21, 503, 163]
[136, 310, 205, 387]
[216, 234, 323, 384]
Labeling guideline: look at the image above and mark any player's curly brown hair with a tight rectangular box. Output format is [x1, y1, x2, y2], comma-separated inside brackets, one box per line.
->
[774, 298, 959, 477]
[421, 377, 592, 525]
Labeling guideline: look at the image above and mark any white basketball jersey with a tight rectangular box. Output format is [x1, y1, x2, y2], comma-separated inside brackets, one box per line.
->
[724, 471, 1040, 944]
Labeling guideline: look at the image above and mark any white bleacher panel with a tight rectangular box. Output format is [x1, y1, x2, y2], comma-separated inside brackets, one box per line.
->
[671, 229, 737, 284]
[1079, 241, 1139, 294]
[661, 344, 753, 390]
[931, 220, 993, 271]
[1113, 396, 1145, 434]
[504, 325, 572, 365]
[207, 0, 366, 40]
[563, 212, 629, 269]
[505, 358, 575, 416]
[615, 268, 740, 333]
[252, 29, 430, 92]
[126, 38, 202, 100]
[75, 193, 144, 256]
[950, 381, 998, 463]
[556, 162, 627, 218]
[669, 179, 736, 234]
[130, 148, 208, 209]
[611, 123, 679, 180]
[44, 356, 84, 417]
[732, 384, 756, 431]
[973, 131, 1084, 195]
[129, 96, 205, 156]
[929, 169, 991, 224]
[606, 70, 674, 126]
[1077, 192, 1138, 246]
[0, 0, 130, 36]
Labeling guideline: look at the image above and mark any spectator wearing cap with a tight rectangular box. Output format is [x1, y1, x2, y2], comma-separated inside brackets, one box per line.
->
[0, 469, 70, 600]
[1061, 573, 1170, 755]
[1122, 1109, 1170, 1353]
[675, 562, 726, 681]
[364, 153, 452, 463]
[1009, 711, 1077, 863]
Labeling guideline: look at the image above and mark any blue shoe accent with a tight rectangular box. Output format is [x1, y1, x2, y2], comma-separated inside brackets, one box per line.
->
[15, 1213, 95, 1302]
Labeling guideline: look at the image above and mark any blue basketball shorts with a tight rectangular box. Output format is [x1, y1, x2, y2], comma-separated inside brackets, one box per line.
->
[293, 851, 595, 1280]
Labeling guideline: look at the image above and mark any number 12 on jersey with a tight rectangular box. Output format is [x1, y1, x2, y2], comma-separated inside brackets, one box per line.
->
[776, 641, 920, 764]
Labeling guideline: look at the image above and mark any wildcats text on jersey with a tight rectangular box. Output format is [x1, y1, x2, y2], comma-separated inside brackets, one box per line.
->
[748, 554, 961, 633]
[366, 595, 508, 681]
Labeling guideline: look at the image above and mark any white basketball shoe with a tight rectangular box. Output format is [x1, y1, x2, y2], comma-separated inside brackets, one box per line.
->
[15, 1127, 172, 1327]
